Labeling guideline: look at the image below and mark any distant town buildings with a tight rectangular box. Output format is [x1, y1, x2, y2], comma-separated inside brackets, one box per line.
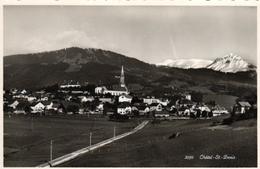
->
[3, 65, 256, 120]
[60, 81, 81, 88]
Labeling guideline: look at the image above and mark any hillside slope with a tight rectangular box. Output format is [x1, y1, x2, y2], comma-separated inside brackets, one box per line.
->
[4, 47, 257, 97]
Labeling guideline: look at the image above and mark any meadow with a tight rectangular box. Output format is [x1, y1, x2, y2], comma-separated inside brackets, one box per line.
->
[4, 115, 139, 167]
[60, 118, 257, 167]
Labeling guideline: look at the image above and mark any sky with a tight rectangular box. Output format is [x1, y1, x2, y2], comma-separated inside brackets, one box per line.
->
[4, 6, 257, 64]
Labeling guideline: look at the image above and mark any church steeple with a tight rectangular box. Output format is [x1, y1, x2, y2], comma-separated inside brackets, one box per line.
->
[120, 65, 125, 87]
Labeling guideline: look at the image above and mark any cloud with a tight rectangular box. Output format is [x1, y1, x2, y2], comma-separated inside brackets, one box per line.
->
[23, 30, 101, 53]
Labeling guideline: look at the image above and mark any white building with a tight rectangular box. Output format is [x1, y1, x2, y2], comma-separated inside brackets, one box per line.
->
[45, 102, 54, 110]
[185, 94, 192, 101]
[119, 94, 133, 103]
[60, 81, 81, 88]
[96, 103, 104, 112]
[27, 96, 37, 102]
[117, 101, 132, 115]
[158, 99, 169, 106]
[31, 102, 45, 114]
[117, 105, 132, 115]
[103, 89, 129, 96]
[99, 98, 114, 104]
[143, 98, 160, 105]
[9, 100, 19, 109]
[21, 89, 27, 94]
[95, 86, 107, 94]
[81, 96, 95, 102]
[150, 103, 163, 112]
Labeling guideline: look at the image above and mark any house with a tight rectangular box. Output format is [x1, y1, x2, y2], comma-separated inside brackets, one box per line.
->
[176, 99, 194, 108]
[199, 105, 211, 112]
[35, 90, 46, 94]
[158, 99, 169, 106]
[117, 103, 132, 115]
[13, 94, 27, 99]
[9, 100, 19, 109]
[71, 90, 84, 94]
[31, 102, 45, 114]
[119, 94, 133, 103]
[95, 86, 107, 94]
[154, 110, 170, 118]
[143, 97, 160, 105]
[212, 105, 229, 116]
[184, 108, 191, 116]
[81, 96, 94, 103]
[78, 105, 87, 115]
[184, 94, 192, 100]
[233, 101, 251, 114]
[65, 96, 73, 101]
[60, 81, 81, 88]
[137, 103, 150, 115]
[150, 103, 163, 112]
[27, 96, 37, 102]
[10, 88, 18, 94]
[96, 103, 104, 113]
[99, 98, 114, 104]
[40, 96, 49, 101]
[21, 89, 27, 95]
[43, 101, 62, 114]
[44, 101, 53, 109]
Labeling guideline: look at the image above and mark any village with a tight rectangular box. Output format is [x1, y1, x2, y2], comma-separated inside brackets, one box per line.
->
[3, 66, 255, 120]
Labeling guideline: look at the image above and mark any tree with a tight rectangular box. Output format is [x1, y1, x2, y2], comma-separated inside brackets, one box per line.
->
[24, 105, 31, 113]
[133, 110, 139, 117]
[202, 110, 208, 118]
[190, 112, 196, 119]
[131, 96, 142, 104]
[191, 92, 203, 103]
[196, 109, 201, 118]
[67, 105, 79, 114]
[170, 107, 178, 115]
[208, 111, 213, 118]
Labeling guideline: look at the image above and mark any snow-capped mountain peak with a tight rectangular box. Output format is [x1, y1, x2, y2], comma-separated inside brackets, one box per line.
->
[156, 58, 213, 69]
[207, 53, 255, 73]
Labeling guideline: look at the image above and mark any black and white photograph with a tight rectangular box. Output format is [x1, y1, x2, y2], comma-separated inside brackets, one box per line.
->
[3, 3, 258, 167]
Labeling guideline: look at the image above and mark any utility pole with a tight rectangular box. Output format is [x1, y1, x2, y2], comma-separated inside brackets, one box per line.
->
[113, 126, 116, 138]
[89, 132, 92, 146]
[50, 140, 53, 161]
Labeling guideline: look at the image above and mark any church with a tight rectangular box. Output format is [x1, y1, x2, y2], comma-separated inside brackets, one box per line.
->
[95, 66, 129, 96]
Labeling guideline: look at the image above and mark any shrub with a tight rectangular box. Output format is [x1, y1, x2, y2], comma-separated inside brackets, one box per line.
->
[202, 111, 208, 118]
[190, 112, 196, 119]
[208, 111, 213, 118]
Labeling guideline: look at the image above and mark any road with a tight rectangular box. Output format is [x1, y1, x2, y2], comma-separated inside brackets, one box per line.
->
[37, 120, 149, 167]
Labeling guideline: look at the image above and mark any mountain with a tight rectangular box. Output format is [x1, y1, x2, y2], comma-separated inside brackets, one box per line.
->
[207, 53, 256, 73]
[4, 47, 257, 97]
[156, 53, 256, 73]
[157, 59, 212, 69]
[4, 47, 162, 89]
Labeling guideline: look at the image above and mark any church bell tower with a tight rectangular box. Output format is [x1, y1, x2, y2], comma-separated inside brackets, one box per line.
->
[120, 65, 126, 88]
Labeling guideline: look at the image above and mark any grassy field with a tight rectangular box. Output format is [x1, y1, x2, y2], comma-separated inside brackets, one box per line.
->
[60, 118, 257, 167]
[4, 114, 139, 167]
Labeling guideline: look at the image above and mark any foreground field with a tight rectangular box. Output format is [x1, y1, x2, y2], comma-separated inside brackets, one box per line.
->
[60, 118, 257, 167]
[4, 115, 139, 167]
